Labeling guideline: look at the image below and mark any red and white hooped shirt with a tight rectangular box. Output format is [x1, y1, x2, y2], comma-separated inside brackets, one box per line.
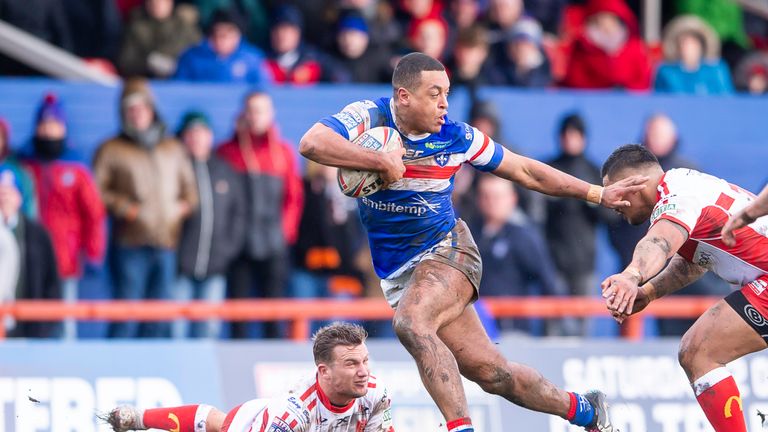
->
[224, 374, 394, 432]
[651, 168, 768, 286]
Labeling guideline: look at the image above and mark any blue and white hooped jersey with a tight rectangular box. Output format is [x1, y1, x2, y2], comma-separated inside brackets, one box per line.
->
[319, 97, 504, 278]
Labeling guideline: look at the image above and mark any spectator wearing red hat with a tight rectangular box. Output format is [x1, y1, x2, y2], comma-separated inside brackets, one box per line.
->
[735, 51, 768, 95]
[23, 93, 107, 340]
[561, 0, 651, 90]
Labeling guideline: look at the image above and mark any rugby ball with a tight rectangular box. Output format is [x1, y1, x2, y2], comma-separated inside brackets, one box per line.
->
[338, 126, 403, 198]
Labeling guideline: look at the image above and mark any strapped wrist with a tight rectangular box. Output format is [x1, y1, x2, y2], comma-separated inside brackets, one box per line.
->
[640, 282, 657, 302]
[587, 184, 603, 205]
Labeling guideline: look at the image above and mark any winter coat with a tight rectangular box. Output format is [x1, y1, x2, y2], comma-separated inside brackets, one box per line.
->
[8, 215, 61, 338]
[174, 39, 271, 84]
[177, 155, 246, 278]
[24, 160, 106, 278]
[118, 8, 201, 77]
[216, 127, 303, 258]
[545, 154, 613, 273]
[93, 79, 198, 249]
[561, 0, 651, 90]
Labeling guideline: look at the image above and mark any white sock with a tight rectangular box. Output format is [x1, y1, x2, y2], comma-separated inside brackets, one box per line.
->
[691, 366, 731, 396]
[194, 405, 214, 432]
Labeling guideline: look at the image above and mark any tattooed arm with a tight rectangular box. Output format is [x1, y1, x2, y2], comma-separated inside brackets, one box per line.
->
[601, 219, 689, 316]
[645, 254, 707, 299]
[610, 255, 708, 321]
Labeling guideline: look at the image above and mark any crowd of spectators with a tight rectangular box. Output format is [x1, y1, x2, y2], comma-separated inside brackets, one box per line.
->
[1, 0, 768, 94]
[0, 0, 762, 340]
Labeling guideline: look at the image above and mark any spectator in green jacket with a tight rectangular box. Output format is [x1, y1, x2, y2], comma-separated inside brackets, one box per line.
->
[118, 0, 202, 78]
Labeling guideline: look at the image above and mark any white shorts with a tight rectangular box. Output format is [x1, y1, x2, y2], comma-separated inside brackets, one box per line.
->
[380, 219, 482, 308]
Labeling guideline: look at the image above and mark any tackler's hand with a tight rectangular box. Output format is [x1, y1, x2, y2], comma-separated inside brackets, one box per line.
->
[721, 207, 756, 247]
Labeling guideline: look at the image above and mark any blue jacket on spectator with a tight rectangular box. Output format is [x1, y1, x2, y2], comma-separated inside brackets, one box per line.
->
[174, 40, 271, 84]
[654, 61, 734, 95]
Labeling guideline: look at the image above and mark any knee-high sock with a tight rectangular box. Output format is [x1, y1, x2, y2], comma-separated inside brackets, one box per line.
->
[693, 367, 747, 432]
[143, 404, 213, 432]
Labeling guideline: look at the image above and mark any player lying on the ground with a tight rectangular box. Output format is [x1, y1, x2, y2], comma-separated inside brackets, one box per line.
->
[721, 183, 768, 246]
[600, 144, 768, 432]
[300, 52, 648, 432]
[104, 322, 394, 432]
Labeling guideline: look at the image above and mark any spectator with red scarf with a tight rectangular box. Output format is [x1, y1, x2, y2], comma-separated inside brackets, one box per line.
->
[23, 93, 106, 340]
[561, 0, 651, 90]
[216, 91, 303, 338]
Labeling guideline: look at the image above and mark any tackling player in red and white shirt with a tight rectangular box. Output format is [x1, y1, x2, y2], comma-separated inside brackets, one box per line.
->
[105, 322, 394, 432]
[600, 144, 768, 432]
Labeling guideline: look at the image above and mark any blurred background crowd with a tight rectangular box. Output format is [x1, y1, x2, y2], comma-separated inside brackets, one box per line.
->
[0, 0, 763, 340]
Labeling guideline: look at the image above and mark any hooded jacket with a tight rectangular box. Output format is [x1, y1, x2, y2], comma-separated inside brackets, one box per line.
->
[653, 15, 733, 95]
[23, 94, 107, 278]
[562, 0, 651, 90]
[93, 79, 198, 249]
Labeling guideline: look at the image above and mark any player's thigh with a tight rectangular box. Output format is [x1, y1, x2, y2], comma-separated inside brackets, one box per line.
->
[437, 304, 508, 381]
[680, 296, 767, 379]
[394, 259, 477, 331]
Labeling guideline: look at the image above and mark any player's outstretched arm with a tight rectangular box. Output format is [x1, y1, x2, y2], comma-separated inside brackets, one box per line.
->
[299, 123, 405, 184]
[611, 255, 707, 323]
[722, 184, 768, 246]
[601, 219, 689, 316]
[491, 148, 646, 209]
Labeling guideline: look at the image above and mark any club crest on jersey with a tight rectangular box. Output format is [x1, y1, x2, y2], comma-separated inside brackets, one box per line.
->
[434, 152, 450, 167]
[750, 279, 768, 296]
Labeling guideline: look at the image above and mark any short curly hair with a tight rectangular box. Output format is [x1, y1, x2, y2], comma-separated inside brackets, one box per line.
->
[312, 322, 368, 364]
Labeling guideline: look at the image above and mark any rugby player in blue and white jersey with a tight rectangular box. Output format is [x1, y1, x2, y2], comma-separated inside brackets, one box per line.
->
[299, 52, 646, 432]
